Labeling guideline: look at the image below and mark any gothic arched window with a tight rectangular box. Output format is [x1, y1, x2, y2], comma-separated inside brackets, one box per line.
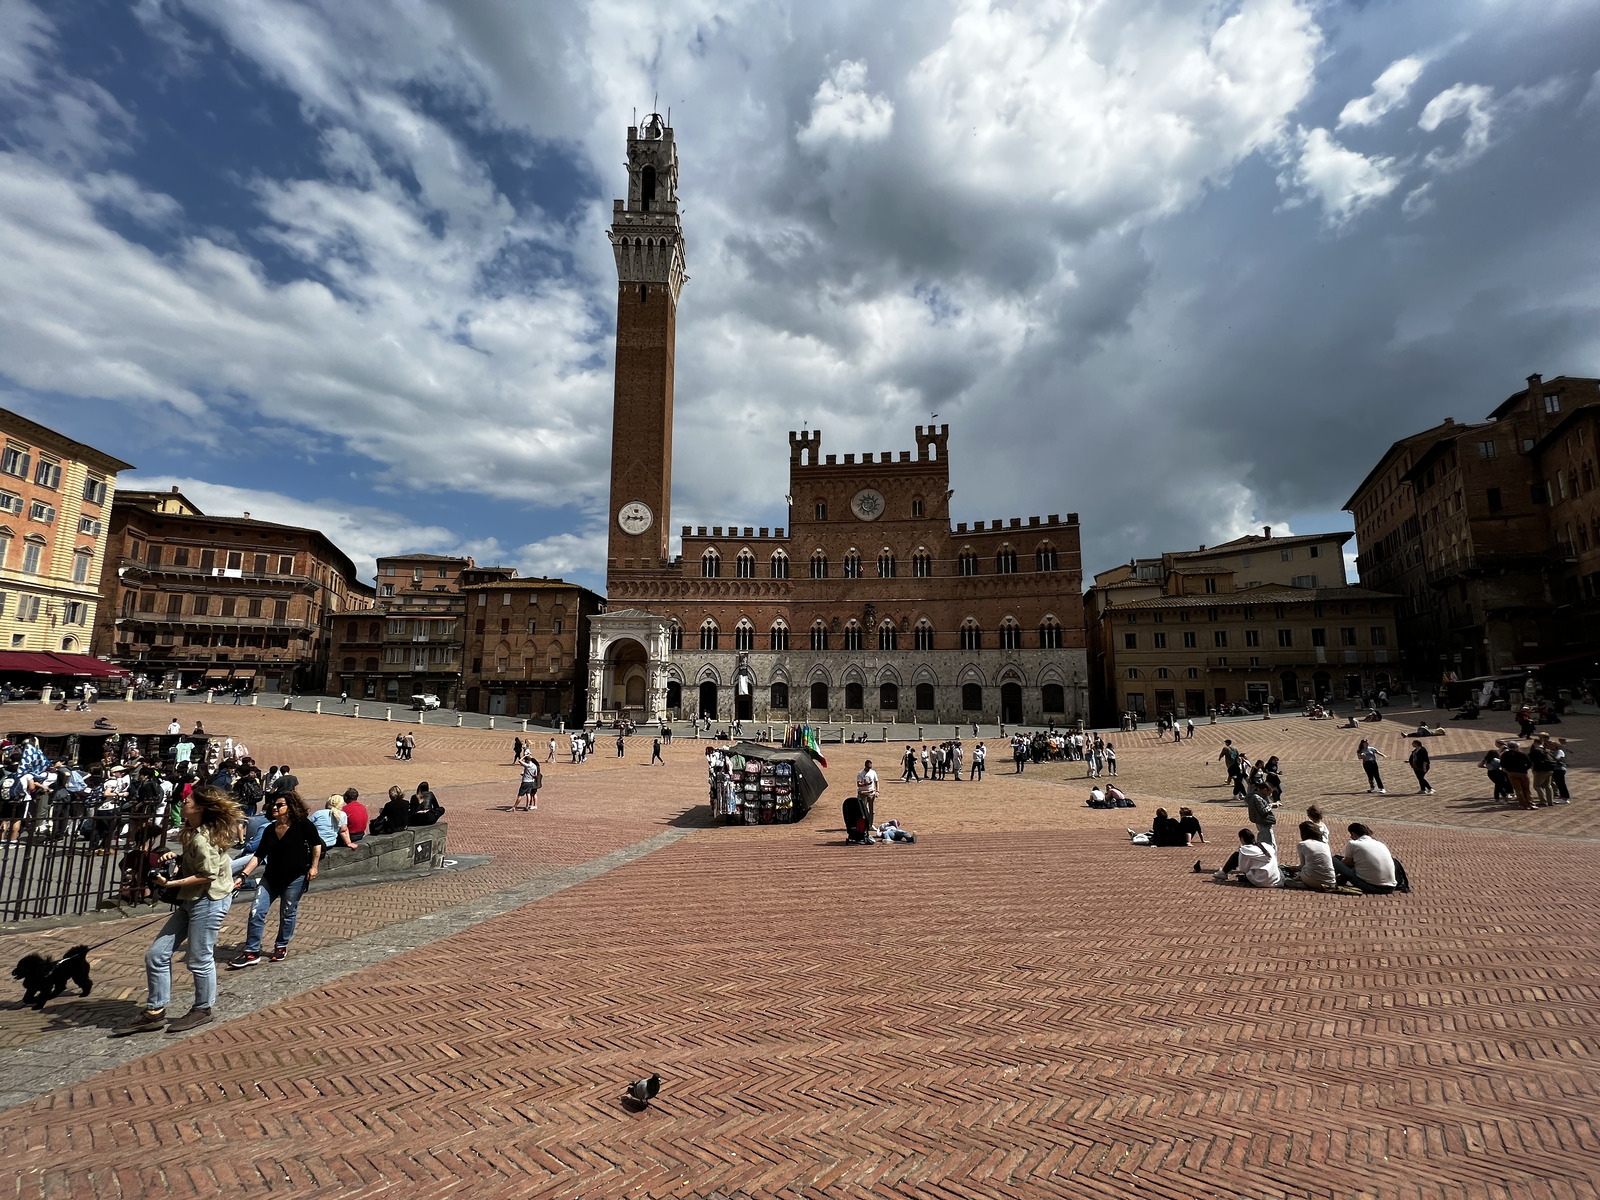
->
[1035, 543, 1059, 572]
[912, 549, 932, 578]
[735, 549, 755, 579]
[701, 549, 720, 578]
[996, 546, 1018, 574]
[769, 620, 789, 651]
[878, 620, 897, 651]
[960, 619, 982, 651]
[843, 620, 864, 651]
[810, 550, 828, 579]
[699, 619, 718, 651]
[958, 549, 979, 576]
[842, 550, 862, 579]
[669, 621, 684, 651]
[810, 620, 828, 651]
[734, 619, 755, 651]
[770, 551, 789, 579]
[999, 617, 1022, 650]
[1039, 615, 1062, 649]
[914, 619, 935, 651]
[877, 550, 896, 578]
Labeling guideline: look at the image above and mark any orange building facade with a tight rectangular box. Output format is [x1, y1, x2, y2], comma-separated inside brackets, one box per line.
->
[587, 118, 1087, 725]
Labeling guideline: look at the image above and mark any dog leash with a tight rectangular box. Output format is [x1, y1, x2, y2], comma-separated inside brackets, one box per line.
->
[77, 912, 173, 954]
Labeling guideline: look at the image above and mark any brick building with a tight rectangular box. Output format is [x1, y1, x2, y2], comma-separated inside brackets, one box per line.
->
[1085, 529, 1400, 722]
[587, 115, 1088, 725]
[459, 569, 603, 720]
[0, 408, 129, 660]
[326, 554, 472, 705]
[1346, 374, 1600, 682]
[94, 487, 372, 692]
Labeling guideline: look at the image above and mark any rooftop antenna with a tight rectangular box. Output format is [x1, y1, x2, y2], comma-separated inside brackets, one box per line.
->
[653, 90, 658, 115]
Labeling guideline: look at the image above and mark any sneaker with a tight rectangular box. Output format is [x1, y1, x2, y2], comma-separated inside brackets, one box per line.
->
[1211, 870, 1229, 882]
[228, 952, 260, 970]
[165, 1006, 213, 1033]
[1379, 789, 1387, 795]
[269, 947, 287, 963]
[112, 1008, 167, 1037]
[1126, 828, 1137, 839]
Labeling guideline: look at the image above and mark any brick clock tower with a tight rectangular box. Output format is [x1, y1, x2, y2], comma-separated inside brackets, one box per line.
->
[606, 113, 686, 578]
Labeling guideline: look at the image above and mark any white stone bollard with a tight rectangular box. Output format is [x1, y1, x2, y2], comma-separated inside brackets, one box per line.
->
[315, 701, 322, 714]
[520, 719, 528, 733]
[385, 708, 392, 721]
[251, 694, 258, 706]
[418, 710, 425, 725]
[489, 716, 495, 729]
[40, 686, 52, 705]
[353, 704, 360, 718]
[205, 690, 213, 704]
[455, 714, 462, 727]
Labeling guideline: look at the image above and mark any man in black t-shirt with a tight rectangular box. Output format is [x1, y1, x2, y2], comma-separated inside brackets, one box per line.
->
[1498, 740, 1533, 809]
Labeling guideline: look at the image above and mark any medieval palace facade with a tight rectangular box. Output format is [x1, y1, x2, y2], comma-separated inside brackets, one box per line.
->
[586, 116, 1088, 725]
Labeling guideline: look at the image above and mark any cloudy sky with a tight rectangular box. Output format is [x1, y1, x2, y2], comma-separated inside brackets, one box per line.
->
[4, 0, 1599, 593]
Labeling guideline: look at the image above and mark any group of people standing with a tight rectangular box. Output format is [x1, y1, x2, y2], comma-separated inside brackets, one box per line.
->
[1478, 736, 1570, 808]
[900, 741, 983, 781]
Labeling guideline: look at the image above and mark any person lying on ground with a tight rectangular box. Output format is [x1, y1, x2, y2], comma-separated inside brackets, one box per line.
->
[1211, 828, 1281, 888]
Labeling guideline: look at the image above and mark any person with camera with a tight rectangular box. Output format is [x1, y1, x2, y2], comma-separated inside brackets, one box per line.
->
[228, 792, 321, 969]
[117, 785, 241, 1036]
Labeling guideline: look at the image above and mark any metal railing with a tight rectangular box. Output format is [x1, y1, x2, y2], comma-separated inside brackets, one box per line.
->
[0, 793, 169, 922]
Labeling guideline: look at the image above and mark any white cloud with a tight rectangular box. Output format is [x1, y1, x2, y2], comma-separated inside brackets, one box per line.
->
[1278, 127, 1402, 228]
[1338, 56, 1425, 128]
[796, 60, 894, 150]
[1418, 82, 1497, 171]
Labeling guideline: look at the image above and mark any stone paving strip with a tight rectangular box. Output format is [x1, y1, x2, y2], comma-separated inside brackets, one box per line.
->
[0, 828, 689, 1111]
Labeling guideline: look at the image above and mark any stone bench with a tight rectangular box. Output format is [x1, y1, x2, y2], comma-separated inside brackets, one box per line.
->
[308, 822, 450, 885]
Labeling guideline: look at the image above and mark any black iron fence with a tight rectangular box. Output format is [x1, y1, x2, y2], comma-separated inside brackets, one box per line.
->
[0, 797, 170, 922]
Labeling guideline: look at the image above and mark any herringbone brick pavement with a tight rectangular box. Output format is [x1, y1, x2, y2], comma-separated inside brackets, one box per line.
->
[5, 707, 1599, 1198]
[5, 805, 1599, 1197]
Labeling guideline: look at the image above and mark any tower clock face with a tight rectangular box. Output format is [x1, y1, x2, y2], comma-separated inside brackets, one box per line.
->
[850, 489, 886, 521]
[617, 501, 654, 535]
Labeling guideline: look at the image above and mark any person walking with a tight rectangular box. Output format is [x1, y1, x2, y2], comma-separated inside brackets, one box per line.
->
[1105, 743, 1117, 776]
[901, 745, 918, 783]
[1407, 740, 1434, 795]
[512, 736, 523, 764]
[228, 792, 322, 968]
[116, 784, 241, 1035]
[402, 733, 415, 761]
[1551, 738, 1571, 802]
[1185, 717, 1195, 740]
[616, 732, 626, 758]
[394, 733, 405, 760]
[547, 737, 556, 763]
[514, 754, 541, 811]
[651, 738, 664, 766]
[1357, 739, 1387, 794]
[970, 741, 986, 780]
[919, 744, 930, 780]
[1244, 775, 1279, 851]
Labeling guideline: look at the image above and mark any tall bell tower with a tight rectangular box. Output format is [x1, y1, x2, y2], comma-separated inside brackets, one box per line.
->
[606, 114, 686, 578]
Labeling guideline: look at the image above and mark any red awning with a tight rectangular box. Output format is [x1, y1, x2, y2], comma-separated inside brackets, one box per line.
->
[0, 651, 74, 674]
[42, 653, 131, 677]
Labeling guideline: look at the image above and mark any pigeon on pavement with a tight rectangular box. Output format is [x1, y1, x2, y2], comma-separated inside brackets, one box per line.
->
[625, 1073, 662, 1106]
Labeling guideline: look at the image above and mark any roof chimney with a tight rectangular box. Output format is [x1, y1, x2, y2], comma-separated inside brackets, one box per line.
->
[171, 485, 179, 493]
[1442, 417, 1455, 426]
[1528, 373, 1543, 391]
[242, 512, 250, 519]
[1263, 525, 1271, 538]
[1198, 545, 1205, 551]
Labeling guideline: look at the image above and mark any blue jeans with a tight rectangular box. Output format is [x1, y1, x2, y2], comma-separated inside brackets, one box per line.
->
[146, 893, 231, 1012]
[245, 875, 308, 953]
[1254, 823, 1276, 852]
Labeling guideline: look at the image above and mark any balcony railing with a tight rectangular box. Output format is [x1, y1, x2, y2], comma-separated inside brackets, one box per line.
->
[119, 613, 318, 632]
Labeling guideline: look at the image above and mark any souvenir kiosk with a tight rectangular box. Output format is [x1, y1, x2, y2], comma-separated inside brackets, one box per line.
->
[708, 741, 827, 825]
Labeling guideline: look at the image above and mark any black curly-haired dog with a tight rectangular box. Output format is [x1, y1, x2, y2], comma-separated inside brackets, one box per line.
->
[12, 945, 93, 1009]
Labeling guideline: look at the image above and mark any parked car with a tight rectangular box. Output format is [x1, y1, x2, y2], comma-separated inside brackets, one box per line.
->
[410, 694, 442, 711]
